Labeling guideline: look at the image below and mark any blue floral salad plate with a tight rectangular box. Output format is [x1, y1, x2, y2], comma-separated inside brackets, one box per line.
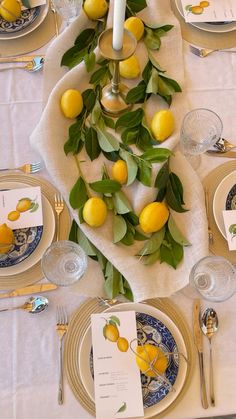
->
[79, 303, 188, 418]
[213, 171, 236, 239]
[0, 225, 43, 268]
[0, 7, 40, 34]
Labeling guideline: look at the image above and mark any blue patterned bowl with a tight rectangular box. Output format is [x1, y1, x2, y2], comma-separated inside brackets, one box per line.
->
[226, 184, 236, 210]
[89, 312, 179, 409]
[0, 7, 40, 34]
[0, 226, 43, 267]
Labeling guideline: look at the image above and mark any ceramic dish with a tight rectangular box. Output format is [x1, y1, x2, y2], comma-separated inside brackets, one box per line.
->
[0, 225, 43, 268]
[175, 0, 236, 33]
[79, 302, 188, 419]
[0, 181, 55, 276]
[213, 171, 236, 239]
[0, 7, 40, 34]
[0, 0, 48, 40]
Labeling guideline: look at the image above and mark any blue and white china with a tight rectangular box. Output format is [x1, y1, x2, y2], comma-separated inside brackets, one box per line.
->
[0, 226, 43, 267]
[226, 184, 236, 210]
[0, 7, 40, 34]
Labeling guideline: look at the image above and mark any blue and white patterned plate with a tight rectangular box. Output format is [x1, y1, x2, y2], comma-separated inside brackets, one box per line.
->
[0, 226, 43, 267]
[0, 7, 40, 34]
[88, 312, 179, 409]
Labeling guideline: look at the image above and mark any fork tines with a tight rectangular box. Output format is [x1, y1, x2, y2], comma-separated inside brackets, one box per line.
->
[29, 162, 41, 173]
[56, 305, 68, 325]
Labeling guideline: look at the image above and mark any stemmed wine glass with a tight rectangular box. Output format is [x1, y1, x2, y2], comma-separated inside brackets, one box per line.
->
[180, 108, 223, 170]
[53, 0, 82, 26]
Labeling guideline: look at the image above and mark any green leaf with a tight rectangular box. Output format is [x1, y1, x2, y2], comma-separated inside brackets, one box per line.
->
[160, 74, 182, 92]
[136, 158, 152, 187]
[142, 60, 152, 84]
[156, 187, 167, 202]
[168, 215, 191, 246]
[121, 127, 139, 146]
[136, 125, 155, 151]
[21, 0, 30, 7]
[84, 51, 96, 72]
[113, 215, 127, 243]
[155, 162, 169, 189]
[166, 179, 187, 213]
[137, 227, 165, 256]
[127, 0, 147, 13]
[119, 149, 138, 186]
[169, 172, 185, 204]
[140, 148, 172, 163]
[74, 28, 96, 49]
[103, 325, 107, 339]
[102, 150, 120, 162]
[113, 191, 133, 214]
[69, 177, 88, 209]
[167, 230, 184, 267]
[64, 118, 84, 155]
[77, 227, 98, 256]
[126, 82, 147, 104]
[89, 66, 109, 85]
[116, 402, 127, 413]
[134, 230, 148, 241]
[90, 100, 102, 125]
[143, 248, 160, 265]
[123, 211, 139, 226]
[89, 179, 121, 194]
[144, 28, 161, 50]
[104, 263, 122, 298]
[85, 127, 101, 161]
[97, 128, 120, 152]
[120, 229, 134, 245]
[148, 52, 165, 72]
[82, 89, 96, 112]
[102, 115, 115, 129]
[69, 220, 79, 243]
[116, 108, 144, 129]
[146, 68, 159, 94]
[109, 315, 120, 326]
[61, 46, 87, 69]
[158, 76, 176, 96]
[160, 242, 176, 268]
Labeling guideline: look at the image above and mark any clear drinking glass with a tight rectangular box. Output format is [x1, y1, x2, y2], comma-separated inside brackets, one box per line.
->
[53, 0, 82, 25]
[182, 255, 236, 302]
[41, 240, 87, 286]
[180, 108, 223, 170]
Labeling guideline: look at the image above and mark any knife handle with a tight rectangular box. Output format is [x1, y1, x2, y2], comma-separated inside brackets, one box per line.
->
[198, 352, 209, 409]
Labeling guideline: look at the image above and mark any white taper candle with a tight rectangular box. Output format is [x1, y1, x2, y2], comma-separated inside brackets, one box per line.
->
[112, 0, 126, 51]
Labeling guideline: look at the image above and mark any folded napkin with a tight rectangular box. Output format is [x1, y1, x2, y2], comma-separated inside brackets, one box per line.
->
[30, 0, 208, 301]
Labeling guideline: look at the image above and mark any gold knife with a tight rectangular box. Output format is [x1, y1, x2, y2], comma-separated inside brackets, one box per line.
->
[207, 150, 236, 158]
[0, 55, 45, 63]
[193, 299, 208, 409]
[0, 283, 57, 299]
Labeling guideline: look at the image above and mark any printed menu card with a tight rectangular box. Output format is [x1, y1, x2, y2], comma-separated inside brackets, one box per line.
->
[181, 0, 236, 23]
[0, 187, 43, 229]
[91, 311, 144, 419]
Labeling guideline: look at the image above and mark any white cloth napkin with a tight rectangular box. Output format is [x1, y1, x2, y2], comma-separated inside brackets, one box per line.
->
[30, 0, 208, 301]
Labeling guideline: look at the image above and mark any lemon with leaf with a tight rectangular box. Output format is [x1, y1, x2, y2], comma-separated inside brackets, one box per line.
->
[151, 109, 174, 142]
[119, 55, 140, 79]
[83, 197, 107, 227]
[139, 202, 169, 234]
[124, 17, 144, 41]
[61, 89, 83, 119]
[111, 160, 128, 185]
[83, 0, 108, 20]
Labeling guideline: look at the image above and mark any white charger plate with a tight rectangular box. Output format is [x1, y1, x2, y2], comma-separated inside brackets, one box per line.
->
[0, 180, 55, 276]
[213, 171, 236, 239]
[175, 0, 236, 33]
[79, 302, 188, 419]
[0, 0, 49, 40]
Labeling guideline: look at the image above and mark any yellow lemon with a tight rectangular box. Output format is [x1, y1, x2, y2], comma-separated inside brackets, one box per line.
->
[83, 197, 107, 227]
[199, 1, 209, 6]
[150, 110, 175, 142]
[119, 55, 140, 79]
[60, 89, 83, 119]
[124, 17, 144, 41]
[136, 344, 168, 377]
[16, 198, 32, 213]
[111, 160, 128, 185]
[83, 0, 108, 20]
[7, 210, 20, 221]
[117, 337, 129, 352]
[104, 324, 119, 342]
[0, 0, 21, 22]
[190, 5, 203, 14]
[139, 202, 169, 234]
[0, 223, 14, 254]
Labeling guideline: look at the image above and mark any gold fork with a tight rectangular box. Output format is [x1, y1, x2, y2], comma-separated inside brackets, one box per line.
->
[190, 44, 236, 58]
[54, 194, 64, 241]
[204, 188, 213, 245]
[56, 306, 68, 405]
[50, 0, 59, 36]
[0, 162, 41, 174]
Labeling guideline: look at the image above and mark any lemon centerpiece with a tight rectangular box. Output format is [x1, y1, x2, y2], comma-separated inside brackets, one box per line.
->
[83, 0, 108, 20]
[124, 17, 144, 41]
[119, 55, 140, 79]
[83, 197, 107, 227]
[111, 160, 128, 185]
[0, 223, 14, 254]
[151, 110, 175, 142]
[139, 202, 169, 234]
[61, 89, 83, 119]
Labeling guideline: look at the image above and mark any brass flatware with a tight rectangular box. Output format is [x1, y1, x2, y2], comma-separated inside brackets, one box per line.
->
[214, 138, 236, 152]
[204, 188, 213, 245]
[0, 55, 45, 63]
[54, 194, 64, 241]
[0, 162, 41, 174]
[190, 44, 236, 58]
[0, 296, 48, 313]
[50, 0, 59, 36]
[207, 150, 236, 158]
[0, 283, 57, 299]
[193, 299, 208, 409]
[56, 306, 68, 405]
[0, 57, 44, 73]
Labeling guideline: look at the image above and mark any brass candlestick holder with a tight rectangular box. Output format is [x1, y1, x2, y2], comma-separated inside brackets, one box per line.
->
[98, 28, 137, 117]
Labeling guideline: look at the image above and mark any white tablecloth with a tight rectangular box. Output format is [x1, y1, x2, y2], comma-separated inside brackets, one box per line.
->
[1, 1, 236, 417]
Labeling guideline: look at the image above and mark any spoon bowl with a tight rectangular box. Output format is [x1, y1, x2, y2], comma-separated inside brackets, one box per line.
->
[0, 296, 49, 314]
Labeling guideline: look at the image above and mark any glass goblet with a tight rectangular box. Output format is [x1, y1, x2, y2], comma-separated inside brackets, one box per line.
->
[41, 240, 87, 286]
[53, 0, 82, 26]
[180, 108, 223, 170]
[182, 255, 236, 302]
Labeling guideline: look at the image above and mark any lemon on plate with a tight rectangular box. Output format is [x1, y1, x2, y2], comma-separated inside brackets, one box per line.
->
[0, 0, 21, 22]
[83, 197, 107, 227]
[136, 343, 168, 377]
[83, 0, 108, 20]
[111, 160, 128, 185]
[0, 223, 14, 254]
[139, 201, 169, 234]
[60, 89, 83, 119]
[124, 16, 144, 41]
[119, 55, 140, 79]
[151, 109, 175, 142]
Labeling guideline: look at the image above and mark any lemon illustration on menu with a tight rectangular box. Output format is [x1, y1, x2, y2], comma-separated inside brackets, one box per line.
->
[103, 315, 129, 353]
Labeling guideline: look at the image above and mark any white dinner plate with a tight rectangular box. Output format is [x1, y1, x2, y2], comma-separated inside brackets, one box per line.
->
[79, 302, 188, 419]
[0, 181, 55, 276]
[0, 0, 49, 40]
[175, 0, 236, 33]
[213, 171, 236, 240]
